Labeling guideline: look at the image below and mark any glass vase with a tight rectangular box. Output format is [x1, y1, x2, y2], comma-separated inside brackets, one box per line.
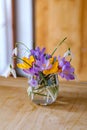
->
[27, 74, 59, 105]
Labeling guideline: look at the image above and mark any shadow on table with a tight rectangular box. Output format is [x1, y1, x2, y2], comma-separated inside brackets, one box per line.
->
[45, 91, 87, 112]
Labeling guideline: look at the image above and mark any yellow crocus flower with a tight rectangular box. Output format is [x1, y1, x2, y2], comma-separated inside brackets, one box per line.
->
[17, 55, 35, 69]
[43, 57, 58, 75]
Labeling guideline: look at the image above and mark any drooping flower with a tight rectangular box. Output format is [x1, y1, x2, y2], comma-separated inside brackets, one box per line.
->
[64, 48, 74, 59]
[1, 64, 17, 78]
[10, 65, 17, 78]
[58, 56, 75, 80]
[12, 47, 18, 56]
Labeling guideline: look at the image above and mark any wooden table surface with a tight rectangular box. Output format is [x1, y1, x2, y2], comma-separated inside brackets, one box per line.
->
[0, 77, 87, 130]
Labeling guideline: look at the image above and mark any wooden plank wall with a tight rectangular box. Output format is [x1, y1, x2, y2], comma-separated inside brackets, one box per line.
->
[35, 0, 87, 81]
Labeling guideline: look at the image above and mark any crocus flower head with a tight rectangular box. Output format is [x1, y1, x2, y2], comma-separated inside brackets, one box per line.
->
[43, 57, 58, 75]
[58, 56, 75, 80]
[17, 55, 35, 69]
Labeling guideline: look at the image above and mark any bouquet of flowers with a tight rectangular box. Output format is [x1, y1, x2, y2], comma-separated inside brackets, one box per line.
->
[7, 37, 75, 105]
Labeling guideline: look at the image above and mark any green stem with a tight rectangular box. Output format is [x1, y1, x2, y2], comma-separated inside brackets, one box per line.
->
[16, 42, 30, 51]
[51, 37, 67, 56]
[34, 86, 44, 90]
[13, 56, 32, 67]
[39, 72, 48, 86]
[33, 92, 47, 96]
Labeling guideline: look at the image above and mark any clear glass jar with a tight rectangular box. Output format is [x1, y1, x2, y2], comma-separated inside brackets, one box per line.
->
[27, 74, 59, 105]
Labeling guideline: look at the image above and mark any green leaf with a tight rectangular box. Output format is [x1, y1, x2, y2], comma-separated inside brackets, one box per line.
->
[51, 37, 67, 56]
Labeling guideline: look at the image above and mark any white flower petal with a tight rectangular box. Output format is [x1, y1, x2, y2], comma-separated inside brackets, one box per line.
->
[27, 87, 32, 95]
[64, 49, 74, 58]
[1, 66, 11, 78]
[64, 50, 70, 57]
[12, 47, 17, 56]
[1, 64, 17, 78]
[10, 68, 17, 78]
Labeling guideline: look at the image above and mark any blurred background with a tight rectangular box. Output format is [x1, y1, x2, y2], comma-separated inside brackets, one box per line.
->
[0, 0, 87, 81]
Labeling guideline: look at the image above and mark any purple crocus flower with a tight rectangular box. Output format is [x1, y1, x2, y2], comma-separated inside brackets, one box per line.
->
[28, 78, 38, 87]
[30, 47, 51, 60]
[30, 47, 45, 60]
[27, 47, 52, 75]
[58, 56, 75, 80]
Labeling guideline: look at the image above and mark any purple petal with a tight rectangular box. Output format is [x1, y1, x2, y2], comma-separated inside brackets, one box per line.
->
[58, 56, 75, 80]
[28, 78, 38, 87]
